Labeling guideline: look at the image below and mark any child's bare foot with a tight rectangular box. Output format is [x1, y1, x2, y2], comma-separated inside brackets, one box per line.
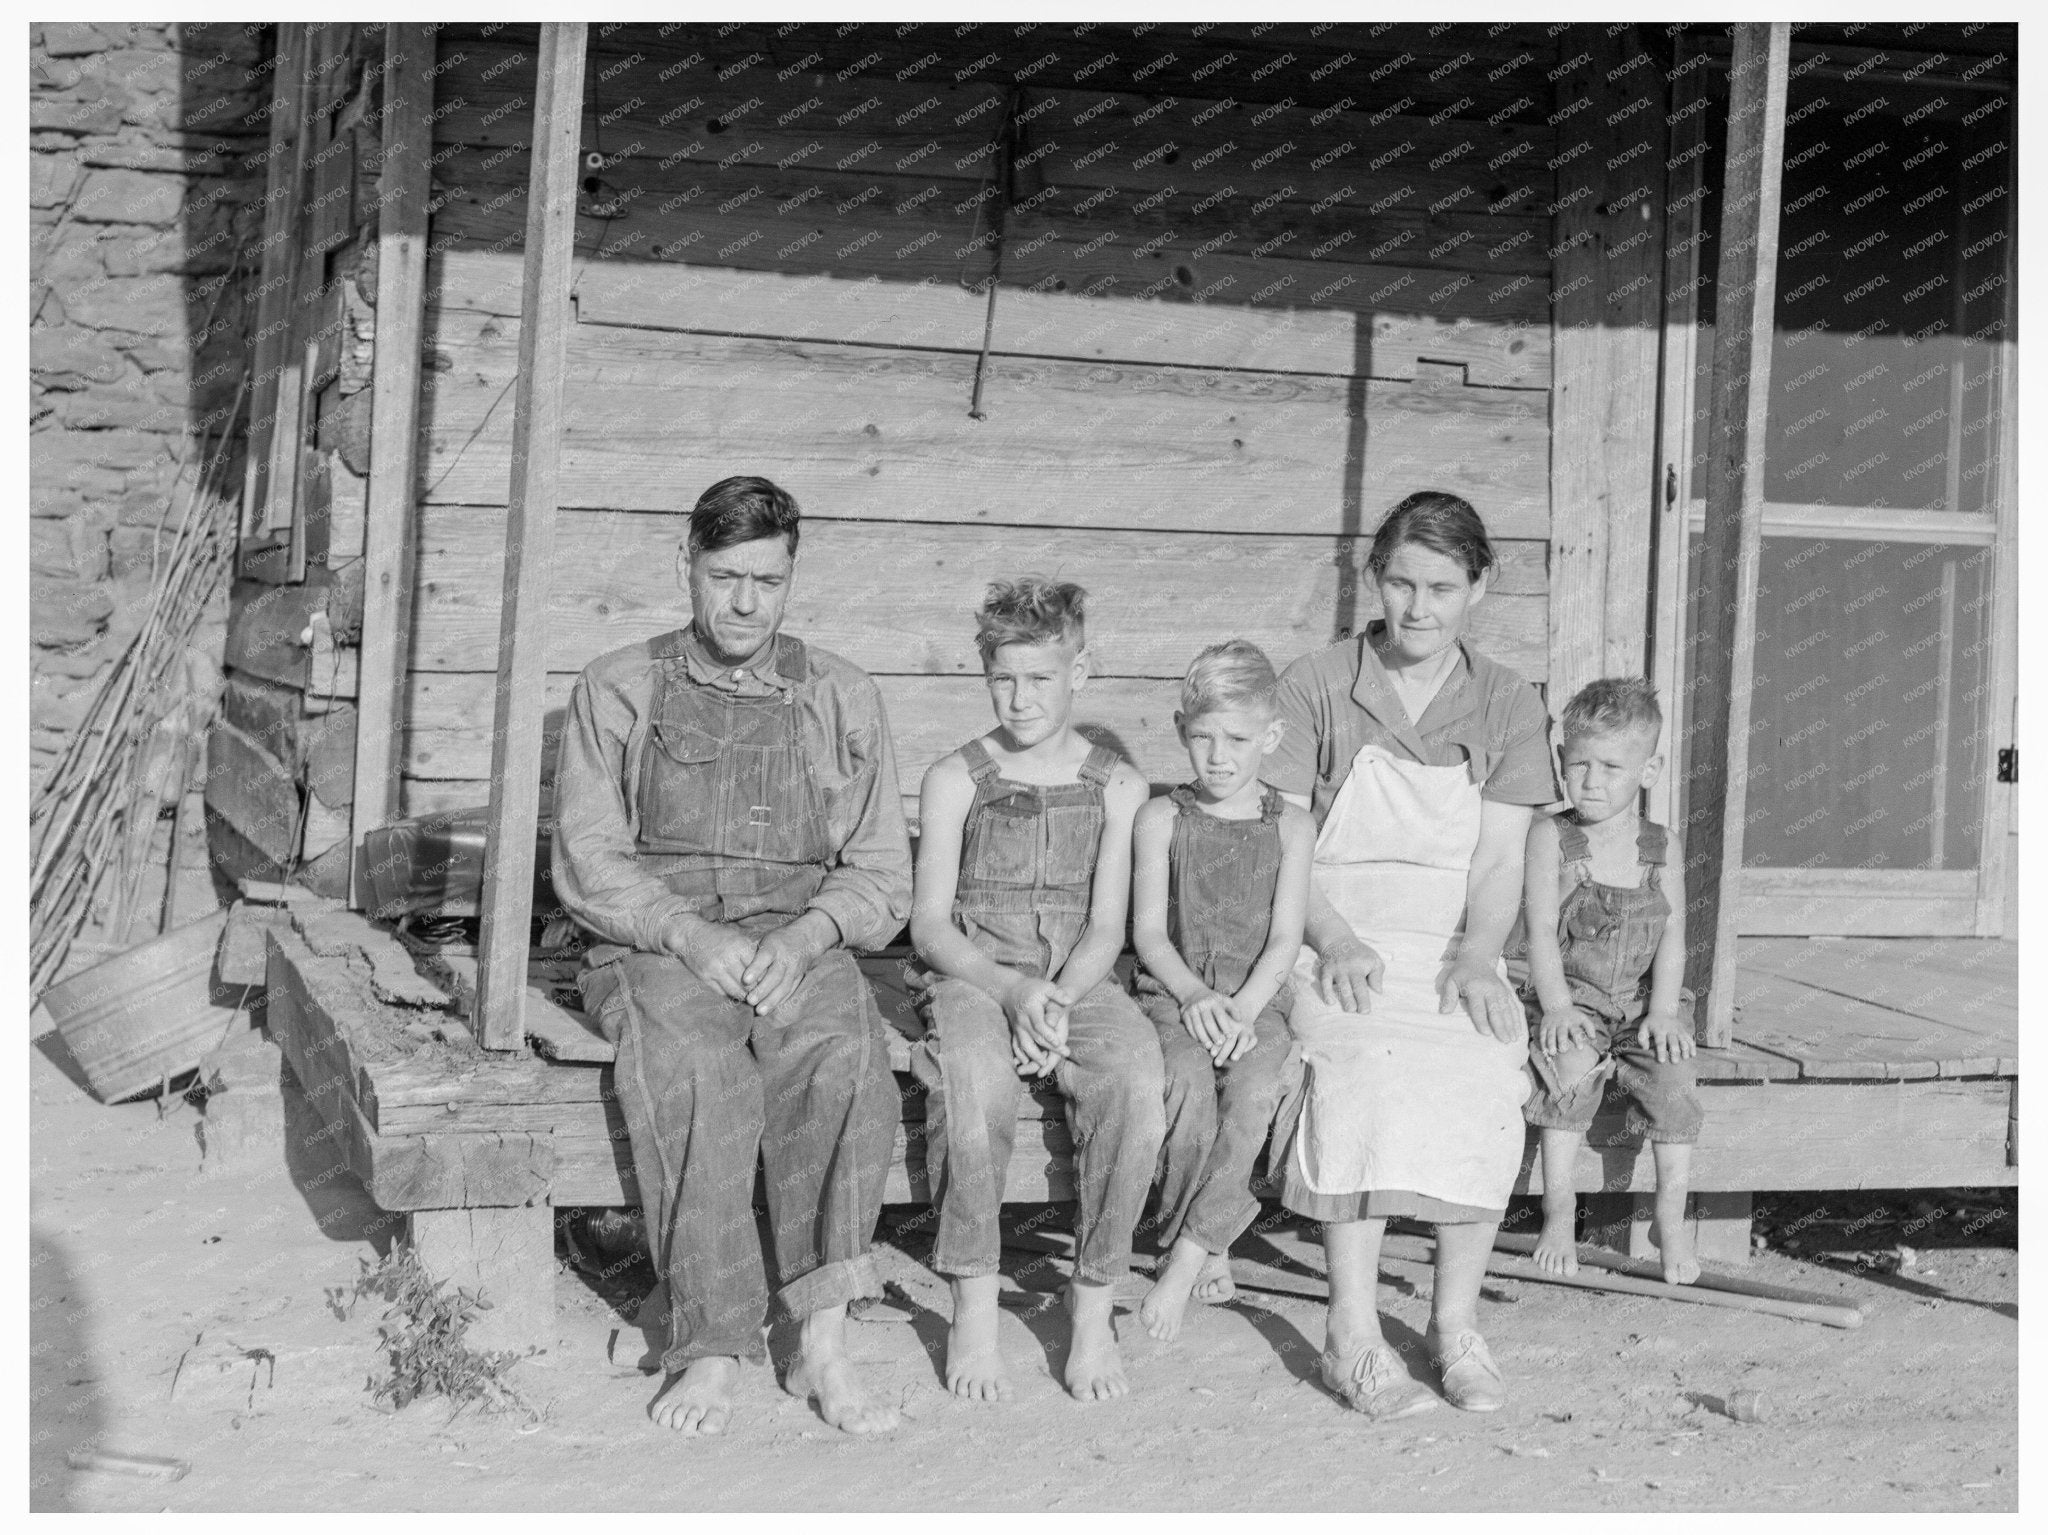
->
[1656, 1222, 1701, 1285]
[1534, 1203, 1580, 1276]
[649, 1355, 739, 1434]
[1652, 1146, 1700, 1284]
[1652, 1191, 1700, 1284]
[1064, 1279, 1129, 1400]
[785, 1303, 899, 1435]
[1139, 1238, 1206, 1341]
[944, 1275, 1010, 1401]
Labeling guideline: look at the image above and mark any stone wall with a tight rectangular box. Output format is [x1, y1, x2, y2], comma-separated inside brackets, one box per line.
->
[29, 21, 269, 787]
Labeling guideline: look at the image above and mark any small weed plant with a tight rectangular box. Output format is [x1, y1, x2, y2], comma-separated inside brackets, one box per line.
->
[336, 1247, 540, 1422]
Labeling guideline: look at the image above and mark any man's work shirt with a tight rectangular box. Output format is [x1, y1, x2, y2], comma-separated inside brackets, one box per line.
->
[552, 626, 913, 955]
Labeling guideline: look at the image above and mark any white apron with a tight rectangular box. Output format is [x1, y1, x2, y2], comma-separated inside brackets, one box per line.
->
[1288, 743, 1530, 1210]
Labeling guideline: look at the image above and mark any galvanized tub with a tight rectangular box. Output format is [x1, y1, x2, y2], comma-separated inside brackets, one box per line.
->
[40, 908, 239, 1102]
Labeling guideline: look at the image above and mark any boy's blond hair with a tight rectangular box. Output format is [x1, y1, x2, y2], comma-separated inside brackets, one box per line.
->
[1180, 638, 1279, 718]
[975, 575, 1086, 664]
[1561, 676, 1663, 748]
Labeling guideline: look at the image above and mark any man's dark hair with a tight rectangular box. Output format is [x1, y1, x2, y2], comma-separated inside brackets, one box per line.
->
[687, 475, 801, 556]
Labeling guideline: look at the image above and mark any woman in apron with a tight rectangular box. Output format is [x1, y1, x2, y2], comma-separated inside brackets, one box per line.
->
[1264, 491, 1560, 1420]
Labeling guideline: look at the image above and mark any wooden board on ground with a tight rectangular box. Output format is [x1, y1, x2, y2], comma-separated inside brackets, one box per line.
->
[406, 507, 1550, 680]
[416, 312, 1552, 539]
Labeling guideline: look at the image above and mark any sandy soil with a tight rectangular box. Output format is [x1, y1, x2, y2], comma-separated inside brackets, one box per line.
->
[30, 1031, 2017, 1513]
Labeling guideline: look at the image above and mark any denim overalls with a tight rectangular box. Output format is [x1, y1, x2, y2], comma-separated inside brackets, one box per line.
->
[1133, 786, 1305, 1255]
[1522, 817, 1702, 1143]
[577, 631, 897, 1370]
[909, 738, 1165, 1284]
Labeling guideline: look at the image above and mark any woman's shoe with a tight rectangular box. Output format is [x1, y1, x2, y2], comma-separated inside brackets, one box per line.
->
[1429, 1327, 1506, 1412]
[1319, 1344, 1441, 1420]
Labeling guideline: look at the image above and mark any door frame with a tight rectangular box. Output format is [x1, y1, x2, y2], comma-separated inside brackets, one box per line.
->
[1648, 48, 2018, 938]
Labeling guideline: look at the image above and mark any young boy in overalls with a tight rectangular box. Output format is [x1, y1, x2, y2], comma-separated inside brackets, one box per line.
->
[1131, 641, 1315, 1342]
[1519, 677, 1705, 1285]
[908, 577, 1164, 1403]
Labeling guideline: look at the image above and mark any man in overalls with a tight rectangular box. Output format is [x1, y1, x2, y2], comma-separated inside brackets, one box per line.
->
[552, 475, 912, 1437]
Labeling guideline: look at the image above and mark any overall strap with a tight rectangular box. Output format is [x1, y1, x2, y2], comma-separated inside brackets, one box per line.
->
[648, 628, 693, 660]
[1556, 816, 1595, 866]
[1076, 743, 1119, 787]
[1258, 784, 1286, 823]
[1169, 783, 1201, 815]
[1637, 819, 1669, 867]
[958, 737, 1002, 783]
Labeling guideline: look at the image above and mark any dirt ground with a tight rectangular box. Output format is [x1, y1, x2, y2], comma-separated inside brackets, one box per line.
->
[29, 1030, 2017, 1513]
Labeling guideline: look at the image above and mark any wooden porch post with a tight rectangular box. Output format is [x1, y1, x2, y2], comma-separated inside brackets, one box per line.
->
[349, 23, 434, 902]
[1681, 23, 1790, 1047]
[474, 23, 588, 1051]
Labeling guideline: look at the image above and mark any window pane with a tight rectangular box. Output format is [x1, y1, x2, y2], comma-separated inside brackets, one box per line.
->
[1684, 535, 1993, 870]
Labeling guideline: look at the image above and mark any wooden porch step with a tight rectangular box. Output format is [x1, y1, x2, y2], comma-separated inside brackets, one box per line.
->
[261, 908, 2019, 1218]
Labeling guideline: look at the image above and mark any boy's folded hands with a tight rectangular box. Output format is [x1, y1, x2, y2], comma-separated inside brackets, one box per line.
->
[1006, 976, 1075, 1076]
[1182, 991, 1258, 1066]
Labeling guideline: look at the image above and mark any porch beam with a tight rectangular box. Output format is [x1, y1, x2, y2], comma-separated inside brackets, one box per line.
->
[349, 23, 435, 902]
[1546, 24, 1670, 707]
[1682, 23, 1790, 1048]
[474, 23, 588, 1051]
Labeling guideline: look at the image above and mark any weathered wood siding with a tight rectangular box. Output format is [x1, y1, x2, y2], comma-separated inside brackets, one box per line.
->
[401, 24, 1563, 814]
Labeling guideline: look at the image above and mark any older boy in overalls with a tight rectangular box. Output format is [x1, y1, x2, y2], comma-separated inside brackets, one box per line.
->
[908, 577, 1164, 1403]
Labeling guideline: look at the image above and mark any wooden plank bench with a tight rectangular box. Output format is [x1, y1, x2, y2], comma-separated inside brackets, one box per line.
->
[255, 901, 2018, 1350]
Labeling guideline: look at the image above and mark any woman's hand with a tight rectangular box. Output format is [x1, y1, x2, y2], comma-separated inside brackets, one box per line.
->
[1439, 957, 1522, 1042]
[1316, 937, 1386, 1013]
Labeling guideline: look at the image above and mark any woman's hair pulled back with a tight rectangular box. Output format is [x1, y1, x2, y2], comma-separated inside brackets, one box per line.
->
[1366, 490, 1496, 583]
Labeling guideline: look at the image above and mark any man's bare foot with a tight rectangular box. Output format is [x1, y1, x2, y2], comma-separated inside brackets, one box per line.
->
[1192, 1252, 1236, 1303]
[944, 1275, 1010, 1401]
[1064, 1279, 1129, 1400]
[1534, 1200, 1580, 1276]
[1139, 1239, 1206, 1341]
[649, 1355, 739, 1434]
[785, 1303, 899, 1435]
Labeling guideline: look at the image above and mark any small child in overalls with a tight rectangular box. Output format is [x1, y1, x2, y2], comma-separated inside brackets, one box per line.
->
[1130, 640, 1314, 1343]
[907, 576, 1164, 1403]
[1519, 677, 1705, 1285]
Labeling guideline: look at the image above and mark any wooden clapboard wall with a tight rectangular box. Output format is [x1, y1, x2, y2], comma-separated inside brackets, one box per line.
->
[396, 23, 1565, 816]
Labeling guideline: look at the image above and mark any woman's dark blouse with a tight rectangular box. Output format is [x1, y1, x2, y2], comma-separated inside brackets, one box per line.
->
[1263, 622, 1559, 826]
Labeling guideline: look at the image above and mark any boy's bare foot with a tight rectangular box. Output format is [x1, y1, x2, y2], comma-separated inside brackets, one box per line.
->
[944, 1275, 1010, 1401]
[1191, 1252, 1236, 1303]
[649, 1355, 739, 1434]
[1064, 1279, 1129, 1400]
[1652, 1146, 1700, 1284]
[1138, 1239, 1206, 1342]
[1534, 1201, 1580, 1276]
[1652, 1201, 1701, 1285]
[785, 1303, 899, 1435]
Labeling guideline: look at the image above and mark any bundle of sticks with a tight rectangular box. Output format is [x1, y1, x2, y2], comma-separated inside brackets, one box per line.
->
[29, 371, 247, 997]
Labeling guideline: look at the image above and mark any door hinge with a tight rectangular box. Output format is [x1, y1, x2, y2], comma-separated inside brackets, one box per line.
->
[1997, 747, 2018, 784]
[1665, 464, 1678, 508]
